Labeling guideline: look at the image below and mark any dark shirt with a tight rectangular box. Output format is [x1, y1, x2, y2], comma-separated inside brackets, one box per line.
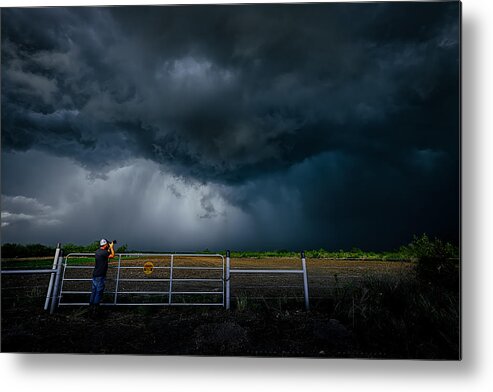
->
[93, 248, 110, 277]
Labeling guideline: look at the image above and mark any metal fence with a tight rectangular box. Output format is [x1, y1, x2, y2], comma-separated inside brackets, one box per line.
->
[2, 245, 310, 312]
[1, 243, 64, 314]
[58, 253, 225, 307]
[225, 250, 310, 310]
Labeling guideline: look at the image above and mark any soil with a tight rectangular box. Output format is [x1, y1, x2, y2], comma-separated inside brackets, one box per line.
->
[1, 257, 413, 357]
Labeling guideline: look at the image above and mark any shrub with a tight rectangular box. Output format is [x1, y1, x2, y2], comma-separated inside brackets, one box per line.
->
[1, 243, 55, 258]
[402, 234, 459, 290]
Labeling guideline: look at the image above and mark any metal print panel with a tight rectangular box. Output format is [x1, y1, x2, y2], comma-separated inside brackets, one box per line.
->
[1, 1, 461, 359]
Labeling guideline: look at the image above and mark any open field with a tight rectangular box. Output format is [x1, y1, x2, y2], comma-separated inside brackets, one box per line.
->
[2, 256, 413, 305]
[1, 257, 458, 358]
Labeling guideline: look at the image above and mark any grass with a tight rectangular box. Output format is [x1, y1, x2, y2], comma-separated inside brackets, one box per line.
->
[327, 271, 459, 359]
[1, 259, 459, 358]
[236, 295, 249, 312]
[2, 234, 460, 263]
[1, 234, 459, 358]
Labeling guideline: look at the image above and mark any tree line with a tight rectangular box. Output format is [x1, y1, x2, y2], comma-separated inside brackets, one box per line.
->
[1, 241, 128, 258]
[1, 234, 457, 260]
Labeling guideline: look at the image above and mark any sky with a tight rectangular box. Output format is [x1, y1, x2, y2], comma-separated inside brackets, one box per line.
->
[1, 2, 460, 251]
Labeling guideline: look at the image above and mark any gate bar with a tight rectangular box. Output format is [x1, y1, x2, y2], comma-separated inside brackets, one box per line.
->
[225, 250, 231, 309]
[230, 269, 304, 274]
[114, 254, 122, 304]
[2, 269, 58, 275]
[44, 243, 61, 310]
[301, 251, 310, 310]
[168, 254, 174, 305]
[50, 256, 64, 314]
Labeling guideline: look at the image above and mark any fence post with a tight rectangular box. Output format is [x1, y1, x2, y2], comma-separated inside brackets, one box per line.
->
[50, 254, 64, 314]
[114, 254, 122, 305]
[44, 243, 61, 311]
[225, 250, 230, 310]
[168, 254, 174, 305]
[301, 251, 310, 310]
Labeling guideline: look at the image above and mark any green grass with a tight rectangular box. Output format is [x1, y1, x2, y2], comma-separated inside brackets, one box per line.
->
[217, 235, 459, 260]
[2, 234, 459, 263]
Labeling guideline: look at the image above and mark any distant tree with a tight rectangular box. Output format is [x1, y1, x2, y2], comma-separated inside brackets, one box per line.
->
[116, 244, 128, 253]
[83, 241, 101, 252]
[62, 243, 83, 254]
[1, 243, 54, 258]
[401, 233, 458, 260]
[1, 243, 25, 258]
[402, 233, 459, 289]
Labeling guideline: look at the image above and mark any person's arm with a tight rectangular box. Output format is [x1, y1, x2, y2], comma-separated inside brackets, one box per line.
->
[108, 242, 116, 259]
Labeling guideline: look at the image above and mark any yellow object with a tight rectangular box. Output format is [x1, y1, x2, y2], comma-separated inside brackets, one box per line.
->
[143, 261, 154, 275]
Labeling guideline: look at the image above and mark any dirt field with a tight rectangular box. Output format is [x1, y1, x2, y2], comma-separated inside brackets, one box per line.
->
[57, 255, 413, 304]
[1, 257, 422, 357]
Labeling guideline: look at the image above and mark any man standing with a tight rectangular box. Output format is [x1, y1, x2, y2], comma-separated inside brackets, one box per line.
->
[89, 238, 115, 315]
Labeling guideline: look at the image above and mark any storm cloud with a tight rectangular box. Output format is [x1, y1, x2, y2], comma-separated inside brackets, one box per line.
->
[1, 2, 460, 251]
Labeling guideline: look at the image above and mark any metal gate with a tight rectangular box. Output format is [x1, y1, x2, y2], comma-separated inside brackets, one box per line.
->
[57, 253, 225, 307]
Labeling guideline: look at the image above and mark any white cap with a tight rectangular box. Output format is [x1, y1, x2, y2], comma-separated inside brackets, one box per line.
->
[100, 238, 108, 246]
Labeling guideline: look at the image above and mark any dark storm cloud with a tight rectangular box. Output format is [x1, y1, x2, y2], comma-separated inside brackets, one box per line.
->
[1, 2, 460, 250]
[1, 3, 459, 177]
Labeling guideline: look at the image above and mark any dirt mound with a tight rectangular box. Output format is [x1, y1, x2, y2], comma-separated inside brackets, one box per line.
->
[193, 321, 249, 354]
[312, 318, 351, 346]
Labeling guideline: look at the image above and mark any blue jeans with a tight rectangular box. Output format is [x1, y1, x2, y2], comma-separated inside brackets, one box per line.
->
[89, 276, 106, 305]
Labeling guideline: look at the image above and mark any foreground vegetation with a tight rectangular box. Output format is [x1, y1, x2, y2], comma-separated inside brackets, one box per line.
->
[1, 234, 459, 358]
[326, 270, 459, 358]
[2, 260, 459, 358]
[2, 233, 458, 261]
